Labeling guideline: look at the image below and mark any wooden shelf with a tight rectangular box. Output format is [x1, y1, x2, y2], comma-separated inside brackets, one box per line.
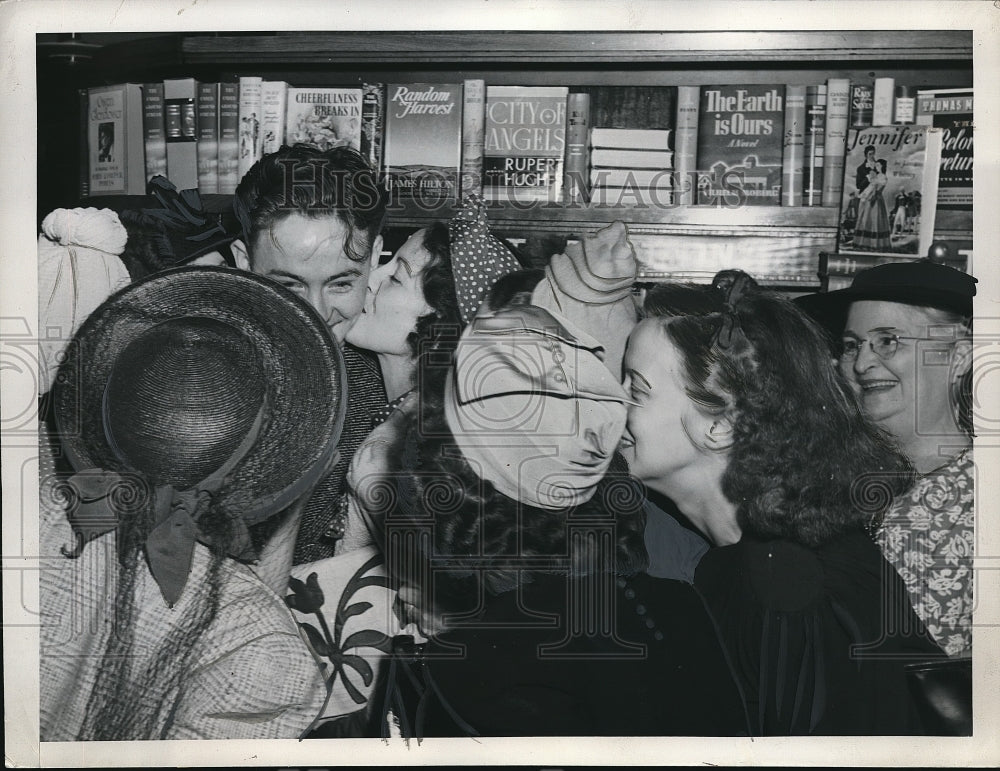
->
[383, 199, 839, 231]
[179, 31, 972, 66]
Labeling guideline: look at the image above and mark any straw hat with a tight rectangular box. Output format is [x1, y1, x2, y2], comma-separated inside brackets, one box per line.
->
[52, 266, 346, 603]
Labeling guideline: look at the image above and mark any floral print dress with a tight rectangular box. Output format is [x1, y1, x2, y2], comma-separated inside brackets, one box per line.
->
[874, 449, 974, 657]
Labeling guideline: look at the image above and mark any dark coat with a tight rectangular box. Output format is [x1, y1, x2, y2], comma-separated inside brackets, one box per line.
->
[694, 530, 944, 735]
[391, 571, 752, 737]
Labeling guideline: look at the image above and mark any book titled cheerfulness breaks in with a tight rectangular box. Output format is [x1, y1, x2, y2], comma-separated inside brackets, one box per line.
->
[284, 87, 362, 152]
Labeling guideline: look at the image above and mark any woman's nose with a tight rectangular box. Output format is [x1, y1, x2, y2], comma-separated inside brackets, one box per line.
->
[853, 339, 880, 372]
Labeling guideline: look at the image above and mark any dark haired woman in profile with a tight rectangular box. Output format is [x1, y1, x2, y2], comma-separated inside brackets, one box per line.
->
[623, 271, 943, 735]
[383, 295, 750, 738]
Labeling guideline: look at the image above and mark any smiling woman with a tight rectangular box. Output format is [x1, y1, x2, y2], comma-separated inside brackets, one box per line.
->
[810, 259, 977, 659]
[625, 271, 943, 735]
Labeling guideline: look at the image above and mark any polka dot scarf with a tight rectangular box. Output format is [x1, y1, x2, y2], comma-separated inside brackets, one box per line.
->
[448, 194, 522, 324]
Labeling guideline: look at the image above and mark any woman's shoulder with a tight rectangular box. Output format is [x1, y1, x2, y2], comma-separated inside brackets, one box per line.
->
[696, 531, 882, 613]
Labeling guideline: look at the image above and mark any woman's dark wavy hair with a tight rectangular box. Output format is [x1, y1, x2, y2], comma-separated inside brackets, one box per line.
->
[406, 222, 463, 362]
[649, 272, 914, 547]
[235, 143, 386, 264]
[389, 297, 648, 614]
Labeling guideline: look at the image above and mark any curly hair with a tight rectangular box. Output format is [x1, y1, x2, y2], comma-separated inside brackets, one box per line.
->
[390, 317, 648, 614]
[234, 143, 386, 264]
[650, 274, 914, 547]
[406, 222, 463, 361]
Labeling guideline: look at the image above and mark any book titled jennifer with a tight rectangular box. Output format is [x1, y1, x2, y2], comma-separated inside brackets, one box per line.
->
[87, 83, 145, 196]
[383, 83, 463, 200]
[696, 85, 785, 206]
[284, 87, 362, 152]
[484, 86, 567, 203]
[838, 125, 943, 256]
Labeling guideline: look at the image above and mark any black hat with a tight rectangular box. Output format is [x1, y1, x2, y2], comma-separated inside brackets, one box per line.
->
[796, 259, 977, 337]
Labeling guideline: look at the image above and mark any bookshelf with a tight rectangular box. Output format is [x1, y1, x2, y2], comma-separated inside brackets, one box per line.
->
[40, 30, 973, 287]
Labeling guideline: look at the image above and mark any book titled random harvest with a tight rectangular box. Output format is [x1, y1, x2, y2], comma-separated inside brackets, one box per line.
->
[483, 86, 568, 202]
[697, 85, 785, 206]
[383, 83, 463, 199]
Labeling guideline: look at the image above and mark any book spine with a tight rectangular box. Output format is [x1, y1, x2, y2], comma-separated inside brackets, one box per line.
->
[163, 78, 199, 191]
[238, 76, 263, 180]
[781, 85, 806, 206]
[872, 77, 895, 126]
[893, 85, 915, 125]
[674, 86, 699, 205]
[563, 92, 590, 203]
[142, 82, 166, 184]
[461, 79, 486, 198]
[196, 82, 219, 195]
[78, 88, 89, 198]
[218, 82, 240, 194]
[590, 127, 672, 150]
[850, 83, 873, 128]
[918, 128, 944, 255]
[125, 85, 146, 195]
[822, 78, 850, 207]
[361, 83, 385, 173]
[590, 168, 674, 188]
[590, 149, 673, 168]
[803, 85, 826, 206]
[260, 81, 287, 155]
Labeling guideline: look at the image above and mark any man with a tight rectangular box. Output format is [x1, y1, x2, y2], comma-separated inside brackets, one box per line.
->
[855, 143, 877, 194]
[233, 144, 388, 563]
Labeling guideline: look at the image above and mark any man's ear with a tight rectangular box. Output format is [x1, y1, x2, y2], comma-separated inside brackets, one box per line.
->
[231, 238, 251, 272]
[369, 234, 384, 269]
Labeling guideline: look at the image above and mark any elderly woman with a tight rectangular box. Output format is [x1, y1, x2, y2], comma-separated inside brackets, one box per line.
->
[382, 295, 749, 737]
[800, 259, 975, 658]
[620, 272, 942, 735]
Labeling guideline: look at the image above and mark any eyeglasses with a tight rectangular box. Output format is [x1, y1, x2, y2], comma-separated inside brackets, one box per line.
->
[839, 332, 944, 361]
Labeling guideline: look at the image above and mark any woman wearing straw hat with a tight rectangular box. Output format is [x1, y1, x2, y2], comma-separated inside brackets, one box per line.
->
[39, 266, 345, 740]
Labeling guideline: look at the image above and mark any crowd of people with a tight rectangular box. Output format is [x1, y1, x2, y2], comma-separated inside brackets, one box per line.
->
[36, 143, 976, 741]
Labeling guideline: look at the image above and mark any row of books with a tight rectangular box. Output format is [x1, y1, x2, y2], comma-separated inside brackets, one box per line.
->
[80, 79, 972, 233]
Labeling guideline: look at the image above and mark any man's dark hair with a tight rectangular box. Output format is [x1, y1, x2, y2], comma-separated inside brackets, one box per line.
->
[234, 144, 387, 264]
